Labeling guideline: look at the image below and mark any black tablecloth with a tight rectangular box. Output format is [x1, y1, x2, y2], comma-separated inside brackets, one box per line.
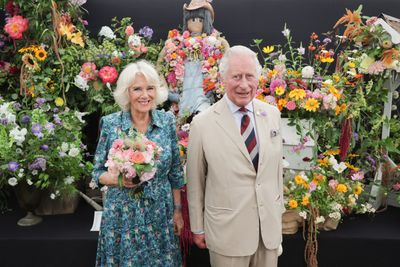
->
[1, 200, 400, 267]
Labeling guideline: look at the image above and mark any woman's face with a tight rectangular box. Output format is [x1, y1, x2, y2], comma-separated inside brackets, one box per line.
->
[128, 73, 156, 115]
[187, 17, 203, 33]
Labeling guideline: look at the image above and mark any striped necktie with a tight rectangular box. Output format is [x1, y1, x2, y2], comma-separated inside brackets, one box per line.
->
[239, 107, 259, 171]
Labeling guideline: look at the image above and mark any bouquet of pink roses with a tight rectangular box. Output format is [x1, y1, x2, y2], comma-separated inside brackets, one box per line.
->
[105, 132, 162, 195]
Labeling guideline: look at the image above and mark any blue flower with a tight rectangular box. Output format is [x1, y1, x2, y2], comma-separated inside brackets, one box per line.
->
[8, 161, 19, 172]
[139, 26, 154, 39]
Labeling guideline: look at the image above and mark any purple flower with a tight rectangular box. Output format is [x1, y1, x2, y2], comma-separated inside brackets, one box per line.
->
[53, 114, 62, 125]
[8, 161, 19, 172]
[13, 102, 22, 110]
[34, 98, 46, 108]
[0, 118, 8, 125]
[323, 38, 332, 44]
[139, 26, 154, 39]
[353, 132, 359, 141]
[177, 130, 189, 139]
[40, 144, 49, 151]
[52, 108, 59, 113]
[28, 157, 47, 171]
[80, 143, 87, 150]
[21, 115, 31, 124]
[31, 123, 43, 138]
[45, 122, 55, 133]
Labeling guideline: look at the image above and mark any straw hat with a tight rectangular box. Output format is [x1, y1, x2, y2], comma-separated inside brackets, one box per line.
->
[183, 0, 215, 21]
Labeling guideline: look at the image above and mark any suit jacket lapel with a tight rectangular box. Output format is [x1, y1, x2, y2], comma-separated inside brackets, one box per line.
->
[214, 99, 253, 165]
[253, 100, 271, 173]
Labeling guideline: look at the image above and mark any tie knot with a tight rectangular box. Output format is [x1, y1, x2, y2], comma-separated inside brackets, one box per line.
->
[239, 107, 247, 113]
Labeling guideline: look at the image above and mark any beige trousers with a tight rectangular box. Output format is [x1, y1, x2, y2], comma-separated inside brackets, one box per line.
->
[209, 237, 278, 267]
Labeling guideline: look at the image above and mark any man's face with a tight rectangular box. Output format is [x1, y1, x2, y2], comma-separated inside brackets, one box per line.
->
[224, 54, 258, 107]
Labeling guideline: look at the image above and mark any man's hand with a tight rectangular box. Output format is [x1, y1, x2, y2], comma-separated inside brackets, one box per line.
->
[193, 233, 207, 249]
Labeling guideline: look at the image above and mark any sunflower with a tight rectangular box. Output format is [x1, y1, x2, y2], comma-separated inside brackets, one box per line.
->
[35, 49, 47, 61]
[288, 88, 306, 100]
[22, 53, 39, 70]
[304, 98, 320, 112]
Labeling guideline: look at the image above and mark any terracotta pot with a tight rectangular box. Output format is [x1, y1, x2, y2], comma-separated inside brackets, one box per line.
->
[282, 210, 303, 234]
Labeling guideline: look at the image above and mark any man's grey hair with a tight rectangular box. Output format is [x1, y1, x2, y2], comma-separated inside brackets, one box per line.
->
[182, 8, 213, 35]
[113, 60, 167, 111]
[219, 45, 262, 80]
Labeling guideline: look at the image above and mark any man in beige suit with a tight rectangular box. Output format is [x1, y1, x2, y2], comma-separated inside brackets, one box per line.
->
[187, 45, 284, 267]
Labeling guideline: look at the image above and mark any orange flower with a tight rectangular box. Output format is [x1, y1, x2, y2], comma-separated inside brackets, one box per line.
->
[131, 151, 145, 164]
[301, 196, 309, 206]
[289, 199, 298, 209]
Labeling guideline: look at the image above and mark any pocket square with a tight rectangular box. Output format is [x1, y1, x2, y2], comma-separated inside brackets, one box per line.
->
[270, 129, 280, 138]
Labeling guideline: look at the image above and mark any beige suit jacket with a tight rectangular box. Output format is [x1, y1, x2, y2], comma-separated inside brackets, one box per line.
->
[187, 97, 285, 256]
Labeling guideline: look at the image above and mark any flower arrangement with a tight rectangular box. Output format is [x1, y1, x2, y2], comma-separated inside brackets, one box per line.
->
[74, 17, 163, 114]
[104, 130, 162, 196]
[0, 98, 92, 201]
[161, 29, 226, 95]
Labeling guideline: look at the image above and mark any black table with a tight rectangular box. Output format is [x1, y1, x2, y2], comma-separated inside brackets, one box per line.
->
[1, 200, 400, 267]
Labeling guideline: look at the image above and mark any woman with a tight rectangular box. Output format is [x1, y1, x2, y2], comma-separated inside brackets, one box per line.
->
[91, 60, 185, 267]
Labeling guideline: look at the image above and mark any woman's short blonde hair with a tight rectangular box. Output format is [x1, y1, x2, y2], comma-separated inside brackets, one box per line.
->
[113, 60, 168, 111]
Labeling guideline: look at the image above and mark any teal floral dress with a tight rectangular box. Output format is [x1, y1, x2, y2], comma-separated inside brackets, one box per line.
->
[91, 110, 184, 267]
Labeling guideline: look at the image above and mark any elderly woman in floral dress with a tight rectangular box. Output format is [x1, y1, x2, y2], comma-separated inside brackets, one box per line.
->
[91, 60, 184, 266]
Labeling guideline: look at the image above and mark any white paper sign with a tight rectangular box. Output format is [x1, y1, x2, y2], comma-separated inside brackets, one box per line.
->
[90, 211, 103, 232]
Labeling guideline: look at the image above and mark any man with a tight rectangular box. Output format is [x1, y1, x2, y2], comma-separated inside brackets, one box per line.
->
[187, 45, 284, 267]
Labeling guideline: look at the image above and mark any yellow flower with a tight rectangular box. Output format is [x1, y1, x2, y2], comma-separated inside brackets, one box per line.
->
[332, 74, 341, 83]
[268, 69, 277, 79]
[348, 61, 356, 68]
[262, 46, 274, 54]
[324, 149, 340, 156]
[22, 53, 39, 71]
[335, 103, 347, 115]
[71, 31, 85, 47]
[277, 98, 288, 111]
[317, 157, 329, 167]
[313, 173, 325, 182]
[353, 185, 363, 195]
[289, 199, 298, 209]
[301, 196, 309, 206]
[347, 153, 359, 158]
[55, 97, 64, 107]
[321, 57, 334, 63]
[35, 49, 47, 61]
[287, 70, 301, 77]
[58, 22, 74, 40]
[345, 162, 360, 172]
[329, 86, 341, 100]
[288, 89, 306, 100]
[275, 86, 285, 96]
[336, 184, 348, 193]
[294, 175, 304, 185]
[304, 98, 320, 112]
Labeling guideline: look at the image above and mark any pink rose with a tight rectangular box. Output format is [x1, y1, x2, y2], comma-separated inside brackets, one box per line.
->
[182, 31, 190, 39]
[286, 101, 297, 111]
[130, 151, 145, 164]
[112, 139, 124, 150]
[125, 25, 134, 36]
[98, 66, 118, 84]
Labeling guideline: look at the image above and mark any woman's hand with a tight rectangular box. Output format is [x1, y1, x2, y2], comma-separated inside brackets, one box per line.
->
[122, 176, 138, 189]
[173, 209, 184, 236]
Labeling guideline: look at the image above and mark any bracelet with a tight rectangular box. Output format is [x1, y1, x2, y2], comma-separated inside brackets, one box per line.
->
[174, 204, 182, 211]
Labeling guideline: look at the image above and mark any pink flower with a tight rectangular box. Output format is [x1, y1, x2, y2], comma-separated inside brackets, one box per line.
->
[123, 165, 136, 179]
[329, 179, 338, 190]
[322, 94, 337, 110]
[286, 101, 296, 110]
[167, 72, 177, 87]
[312, 89, 323, 99]
[80, 62, 98, 81]
[270, 79, 286, 94]
[392, 182, 400, 191]
[4, 15, 29, 40]
[125, 26, 134, 36]
[368, 61, 385, 75]
[130, 151, 145, 164]
[182, 31, 190, 39]
[140, 169, 156, 182]
[112, 139, 124, 150]
[309, 181, 317, 192]
[175, 64, 184, 77]
[366, 16, 378, 26]
[351, 171, 364, 181]
[98, 66, 118, 84]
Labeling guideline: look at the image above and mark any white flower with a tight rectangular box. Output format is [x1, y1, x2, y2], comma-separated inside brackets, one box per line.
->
[50, 193, 56, 199]
[278, 54, 287, 62]
[74, 75, 89, 91]
[18, 173, 24, 178]
[98, 26, 116, 39]
[282, 26, 291, 38]
[100, 185, 108, 192]
[89, 179, 98, 189]
[68, 147, 80, 157]
[8, 177, 18, 186]
[301, 66, 314, 79]
[315, 216, 326, 224]
[333, 162, 347, 173]
[74, 111, 88, 124]
[297, 43, 305, 55]
[328, 211, 341, 221]
[181, 123, 190, 132]
[64, 176, 75, 185]
[348, 194, 357, 206]
[10, 126, 27, 146]
[69, 0, 86, 6]
[128, 35, 141, 46]
[61, 142, 69, 153]
[299, 211, 307, 220]
[205, 35, 218, 46]
[330, 202, 342, 211]
[27, 179, 33, 185]
[32, 170, 38, 175]
[328, 155, 338, 166]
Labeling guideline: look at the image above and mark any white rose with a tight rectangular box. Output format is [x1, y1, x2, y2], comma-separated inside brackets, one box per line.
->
[301, 66, 314, 79]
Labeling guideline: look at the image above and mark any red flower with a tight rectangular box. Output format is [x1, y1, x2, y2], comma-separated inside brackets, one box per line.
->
[4, 15, 29, 40]
[98, 66, 118, 84]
